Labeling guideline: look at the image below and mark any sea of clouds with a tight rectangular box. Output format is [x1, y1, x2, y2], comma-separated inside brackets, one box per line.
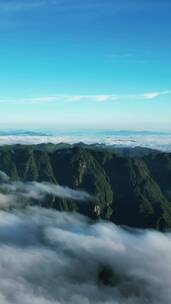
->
[0, 130, 171, 151]
[0, 169, 171, 303]
[0, 206, 171, 304]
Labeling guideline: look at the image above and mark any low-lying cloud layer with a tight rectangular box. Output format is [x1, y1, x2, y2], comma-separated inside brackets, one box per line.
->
[0, 171, 94, 208]
[0, 206, 170, 304]
[0, 130, 171, 151]
[0, 171, 171, 303]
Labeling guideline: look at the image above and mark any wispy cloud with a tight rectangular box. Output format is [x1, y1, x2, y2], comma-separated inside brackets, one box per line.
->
[143, 91, 171, 100]
[0, 90, 170, 105]
[0, 171, 94, 209]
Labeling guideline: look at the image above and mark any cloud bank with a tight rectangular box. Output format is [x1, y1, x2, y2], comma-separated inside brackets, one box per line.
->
[0, 169, 171, 303]
[0, 130, 171, 151]
[0, 206, 170, 303]
[0, 171, 94, 209]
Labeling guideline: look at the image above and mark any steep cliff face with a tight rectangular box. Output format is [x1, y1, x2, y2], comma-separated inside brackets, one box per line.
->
[51, 147, 113, 219]
[101, 155, 170, 228]
[143, 152, 171, 200]
[0, 144, 171, 229]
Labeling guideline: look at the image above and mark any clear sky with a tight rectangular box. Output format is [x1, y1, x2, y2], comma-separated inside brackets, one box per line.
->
[0, 0, 171, 130]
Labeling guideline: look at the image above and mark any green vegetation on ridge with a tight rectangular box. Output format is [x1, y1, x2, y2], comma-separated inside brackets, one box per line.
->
[0, 144, 171, 230]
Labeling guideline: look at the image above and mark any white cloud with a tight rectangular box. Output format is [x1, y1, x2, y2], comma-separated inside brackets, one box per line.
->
[0, 171, 10, 182]
[143, 91, 171, 100]
[0, 180, 94, 203]
[0, 193, 14, 208]
[0, 206, 170, 303]
[0, 90, 170, 105]
[0, 171, 94, 209]
[143, 92, 162, 99]
[0, 131, 171, 151]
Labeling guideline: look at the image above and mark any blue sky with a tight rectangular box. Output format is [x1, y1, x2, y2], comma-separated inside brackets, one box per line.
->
[0, 0, 171, 130]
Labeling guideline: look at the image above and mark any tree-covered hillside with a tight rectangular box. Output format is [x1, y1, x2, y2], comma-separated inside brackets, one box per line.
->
[0, 144, 171, 230]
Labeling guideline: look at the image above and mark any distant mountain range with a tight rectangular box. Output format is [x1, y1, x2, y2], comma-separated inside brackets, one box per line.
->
[0, 129, 171, 151]
[1, 129, 170, 136]
[0, 143, 171, 230]
[0, 130, 48, 136]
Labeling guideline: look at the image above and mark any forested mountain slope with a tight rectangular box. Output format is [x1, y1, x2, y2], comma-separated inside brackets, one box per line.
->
[0, 144, 171, 230]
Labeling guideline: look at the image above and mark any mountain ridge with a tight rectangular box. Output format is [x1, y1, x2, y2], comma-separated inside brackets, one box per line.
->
[0, 144, 171, 230]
